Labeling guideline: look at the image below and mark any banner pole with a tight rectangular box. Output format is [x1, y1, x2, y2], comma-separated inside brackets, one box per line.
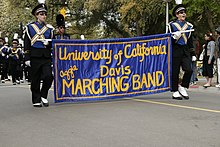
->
[37, 39, 52, 41]
[171, 29, 195, 34]
[166, 2, 169, 33]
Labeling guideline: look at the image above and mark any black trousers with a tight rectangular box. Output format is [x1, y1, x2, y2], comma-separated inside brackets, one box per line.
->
[202, 56, 215, 78]
[9, 63, 19, 83]
[30, 57, 53, 104]
[0, 60, 7, 80]
[171, 55, 193, 92]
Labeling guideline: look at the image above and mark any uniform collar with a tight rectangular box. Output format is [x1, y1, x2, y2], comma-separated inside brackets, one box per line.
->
[35, 21, 46, 26]
[176, 20, 186, 24]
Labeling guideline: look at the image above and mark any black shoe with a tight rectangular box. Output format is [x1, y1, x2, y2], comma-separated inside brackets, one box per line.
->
[172, 96, 183, 100]
[42, 102, 49, 107]
[33, 103, 42, 107]
[182, 96, 189, 100]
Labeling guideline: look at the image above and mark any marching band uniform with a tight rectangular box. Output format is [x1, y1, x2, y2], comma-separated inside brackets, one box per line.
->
[0, 38, 10, 83]
[18, 44, 25, 83]
[24, 1, 54, 107]
[8, 39, 23, 85]
[55, 14, 70, 39]
[168, 4, 195, 100]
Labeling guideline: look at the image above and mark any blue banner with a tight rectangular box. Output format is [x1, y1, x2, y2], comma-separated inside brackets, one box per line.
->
[52, 33, 172, 103]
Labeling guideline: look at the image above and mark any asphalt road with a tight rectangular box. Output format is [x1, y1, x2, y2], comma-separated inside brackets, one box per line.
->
[0, 82, 219, 147]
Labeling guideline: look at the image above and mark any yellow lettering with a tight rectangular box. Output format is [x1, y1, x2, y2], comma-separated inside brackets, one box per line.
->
[120, 76, 129, 92]
[100, 78, 109, 93]
[75, 79, 84, 95]
[62, 79, 74, 95]
[156, 71, 164, 86]
[132, 74, 140, 90]
[83, 79, 92, 94]
[92, 79, 100, 94]
[100, 65, 109, 77]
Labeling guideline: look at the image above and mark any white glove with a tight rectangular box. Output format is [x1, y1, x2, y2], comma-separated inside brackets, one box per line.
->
[172, 31, 181, 39]
[192, 56, 197, 61]
[25, 60, 31, 67]
[42, 40, 49, 46]
[1, 52, 5, 57]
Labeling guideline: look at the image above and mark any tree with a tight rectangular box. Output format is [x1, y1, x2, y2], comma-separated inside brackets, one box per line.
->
[0, 0, 220, 40]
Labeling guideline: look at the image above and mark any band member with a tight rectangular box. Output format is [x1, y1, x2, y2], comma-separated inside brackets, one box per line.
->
[18, 39, 25, 83]
[0, 37, 9, 83]
[55, 14, 70, 39]
[24, 0, 54, 107]
[8, 36, 23, 85]
[168, 4, 195, 100]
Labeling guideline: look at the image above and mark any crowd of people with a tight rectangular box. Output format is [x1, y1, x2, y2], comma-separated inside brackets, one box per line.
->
[0, 0, 70, 107]
[0, 35, 31, 85]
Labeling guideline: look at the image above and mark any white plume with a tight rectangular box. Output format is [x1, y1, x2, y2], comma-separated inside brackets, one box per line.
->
[80, 35, 85, 40]
[38, 0, 45, 4]
[175, 0, 182, 4]
[5, 37, 8, 43]
[13, 33, 18, 39]
[19, 39, 24, 46]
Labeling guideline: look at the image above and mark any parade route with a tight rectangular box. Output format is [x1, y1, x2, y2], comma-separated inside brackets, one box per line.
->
[0, 83, 220, 147]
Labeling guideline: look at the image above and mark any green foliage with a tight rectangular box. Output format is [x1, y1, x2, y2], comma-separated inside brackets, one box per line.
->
[0, 0, 219, 41]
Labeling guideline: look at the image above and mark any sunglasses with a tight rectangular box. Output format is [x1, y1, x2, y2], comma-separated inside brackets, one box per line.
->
[59, 26, 65, 29]
[178, 11, 186, 14]
[39, 13, 47, 16]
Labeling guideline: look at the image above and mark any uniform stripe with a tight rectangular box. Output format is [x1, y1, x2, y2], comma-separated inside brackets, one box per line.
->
[30, 24, 48, 45]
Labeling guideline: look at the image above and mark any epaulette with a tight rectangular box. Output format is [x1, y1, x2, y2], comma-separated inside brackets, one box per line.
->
[24, 22, 33, 32]
[186, 22, 193, 27]
[168, 21, 174, 25]
[26, 22, 34, 26]
[17, 48, 22, 51]
[46, 24, 55, 30]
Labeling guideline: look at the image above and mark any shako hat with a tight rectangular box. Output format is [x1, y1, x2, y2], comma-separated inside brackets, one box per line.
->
[56, 14, 65, 28]
[32, 0, 47, 15]
[172, 4, 186, 17]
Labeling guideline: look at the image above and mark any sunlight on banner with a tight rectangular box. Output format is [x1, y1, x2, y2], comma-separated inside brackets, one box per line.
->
[52, 33, 172, 102]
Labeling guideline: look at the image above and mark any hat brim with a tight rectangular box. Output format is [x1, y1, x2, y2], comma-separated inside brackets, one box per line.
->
[175, 7, 185, 14]
[31, 4, 47, 15]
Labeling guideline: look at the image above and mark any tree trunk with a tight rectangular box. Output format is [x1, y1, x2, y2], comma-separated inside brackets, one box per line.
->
[205, 7, 215, 33]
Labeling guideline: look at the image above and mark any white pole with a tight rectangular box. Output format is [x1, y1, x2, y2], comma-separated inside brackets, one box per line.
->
[165, 2, 169, 33]
[37, 39, 52, 41]
[171, 29, 195, 34]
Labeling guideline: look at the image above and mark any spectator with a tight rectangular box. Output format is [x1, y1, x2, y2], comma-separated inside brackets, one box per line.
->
[202, 32, 215, 88]
[215, 26, 220, 88]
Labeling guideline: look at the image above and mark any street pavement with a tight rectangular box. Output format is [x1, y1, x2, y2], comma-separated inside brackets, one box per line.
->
[0, 78, 219, 147]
